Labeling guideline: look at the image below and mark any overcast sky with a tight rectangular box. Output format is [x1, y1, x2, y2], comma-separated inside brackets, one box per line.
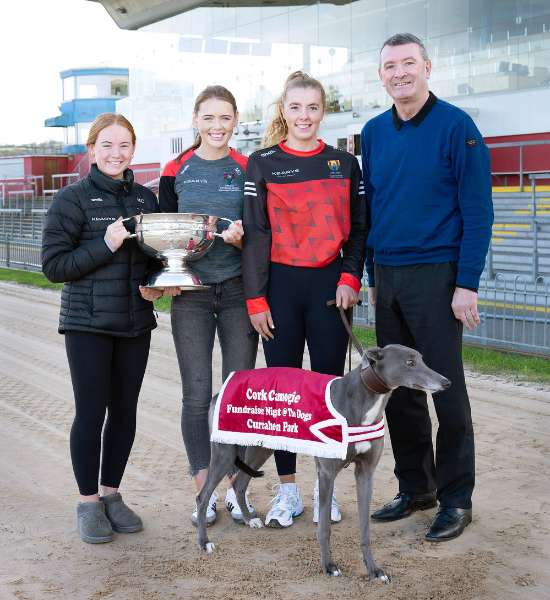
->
[0, 0, 153, 145]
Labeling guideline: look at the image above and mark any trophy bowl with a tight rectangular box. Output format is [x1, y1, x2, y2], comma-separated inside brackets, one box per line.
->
[127, 212, 230, 290]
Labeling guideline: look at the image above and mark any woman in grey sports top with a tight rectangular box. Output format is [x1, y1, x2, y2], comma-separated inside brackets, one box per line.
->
[158, 86, 258, 526]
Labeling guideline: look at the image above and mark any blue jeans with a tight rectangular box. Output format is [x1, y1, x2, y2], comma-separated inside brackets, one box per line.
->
[171, 276, 258, 476]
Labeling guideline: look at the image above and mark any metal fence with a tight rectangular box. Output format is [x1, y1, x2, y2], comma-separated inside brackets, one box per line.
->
[0, 234, 547, 357]
[354, 274, 550, 357]
[0, 236, 42, 271]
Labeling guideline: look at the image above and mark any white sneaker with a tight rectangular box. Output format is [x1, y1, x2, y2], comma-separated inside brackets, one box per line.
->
[225, 487, 256, 524]
[191, 491, 218, 527]
[312, 480, 342, 523]
[265, 483, 304, 528]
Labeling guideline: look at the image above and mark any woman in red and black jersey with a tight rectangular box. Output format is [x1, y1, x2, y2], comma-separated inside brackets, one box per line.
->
[242, 71, 367, 528]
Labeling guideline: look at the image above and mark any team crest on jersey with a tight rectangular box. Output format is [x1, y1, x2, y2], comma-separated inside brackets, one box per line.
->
[220, 167, 242, 192]
[223, 167, 241, 185]
[327, 160, 343, 178]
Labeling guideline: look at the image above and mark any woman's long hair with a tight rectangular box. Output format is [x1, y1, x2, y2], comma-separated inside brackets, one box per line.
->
[177, 85, 238, 160]
[262, 71, 326, 148]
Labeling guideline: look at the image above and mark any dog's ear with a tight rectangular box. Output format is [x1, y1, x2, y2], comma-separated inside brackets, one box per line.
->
[365, 347, 383, 366]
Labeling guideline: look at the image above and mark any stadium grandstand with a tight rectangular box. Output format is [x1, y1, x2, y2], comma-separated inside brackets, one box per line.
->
[1, 0, 549, 354]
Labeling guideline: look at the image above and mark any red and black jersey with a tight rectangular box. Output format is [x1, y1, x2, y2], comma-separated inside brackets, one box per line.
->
[242, 140, 366, 314]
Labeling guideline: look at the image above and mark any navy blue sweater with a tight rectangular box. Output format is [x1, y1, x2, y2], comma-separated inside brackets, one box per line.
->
[360, 94, 493, 290]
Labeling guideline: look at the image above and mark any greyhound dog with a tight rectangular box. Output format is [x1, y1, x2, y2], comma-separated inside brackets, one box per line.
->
[195, 344, 450, 580]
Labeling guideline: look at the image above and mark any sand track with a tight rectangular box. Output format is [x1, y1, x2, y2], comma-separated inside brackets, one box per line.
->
[0, 281, 548, 600]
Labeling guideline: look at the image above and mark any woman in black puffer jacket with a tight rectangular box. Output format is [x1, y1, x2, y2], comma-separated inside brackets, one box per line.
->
[42, 113, 176, 544]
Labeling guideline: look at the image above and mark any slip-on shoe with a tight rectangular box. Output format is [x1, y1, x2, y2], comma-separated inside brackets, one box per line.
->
[425, 507, 472, 542]
[371, 491, 437, 522]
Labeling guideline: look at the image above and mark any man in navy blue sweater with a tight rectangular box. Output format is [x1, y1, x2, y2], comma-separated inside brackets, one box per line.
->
[361, 33, 493, 541]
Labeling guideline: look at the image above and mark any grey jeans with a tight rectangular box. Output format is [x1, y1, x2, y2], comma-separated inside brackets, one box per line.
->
[171, 276, 258, 476]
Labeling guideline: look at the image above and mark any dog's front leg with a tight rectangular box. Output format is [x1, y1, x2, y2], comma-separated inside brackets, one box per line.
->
[315, 458, 341, 576]
[233, 446, 273, 528]
[355, 458, 390, 583]
[196, 443, 237, 554]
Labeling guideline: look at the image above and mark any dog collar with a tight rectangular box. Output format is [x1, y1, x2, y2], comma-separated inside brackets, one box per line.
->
[360, 365, 392, 395]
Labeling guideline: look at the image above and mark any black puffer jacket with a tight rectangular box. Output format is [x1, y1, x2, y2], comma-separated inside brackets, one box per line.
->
[42, 165, 159, 337]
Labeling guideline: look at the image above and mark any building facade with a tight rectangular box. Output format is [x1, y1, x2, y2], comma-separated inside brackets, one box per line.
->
[102, 0, 550, 178]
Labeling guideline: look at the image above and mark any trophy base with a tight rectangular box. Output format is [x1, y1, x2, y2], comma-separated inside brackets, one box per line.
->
[144, 269, 210, 290]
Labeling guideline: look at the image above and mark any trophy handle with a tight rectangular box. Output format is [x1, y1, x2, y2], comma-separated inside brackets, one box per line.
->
[213, 217, 235, 238]
[121, 215, 140, 238]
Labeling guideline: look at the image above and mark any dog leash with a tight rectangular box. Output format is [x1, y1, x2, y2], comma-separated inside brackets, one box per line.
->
[326, 299, 365, 362]
[326, 299, 392, 395]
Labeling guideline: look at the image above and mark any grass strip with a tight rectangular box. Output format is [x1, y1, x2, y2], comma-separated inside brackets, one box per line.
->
[353, 326, 550, 385]
[1, 267, 548, 384]
[0, 267, 63, 290]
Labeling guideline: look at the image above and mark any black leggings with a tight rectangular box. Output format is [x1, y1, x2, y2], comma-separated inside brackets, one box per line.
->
[65, 330, 151, 496]
[264, 260, 349, 476]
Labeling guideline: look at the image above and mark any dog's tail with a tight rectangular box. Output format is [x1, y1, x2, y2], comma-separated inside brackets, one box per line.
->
[235, 457, 264, 478]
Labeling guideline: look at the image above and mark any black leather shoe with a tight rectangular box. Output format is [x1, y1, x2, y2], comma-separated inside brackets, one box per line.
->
[371, 491, 437, 522]
[425, 507, 472, 542]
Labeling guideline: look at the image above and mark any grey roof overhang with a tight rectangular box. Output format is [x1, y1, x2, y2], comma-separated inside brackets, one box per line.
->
[88, 0, 352, 30]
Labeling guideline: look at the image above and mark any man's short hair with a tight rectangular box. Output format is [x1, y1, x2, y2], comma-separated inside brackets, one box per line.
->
[380, 33, 429, 61]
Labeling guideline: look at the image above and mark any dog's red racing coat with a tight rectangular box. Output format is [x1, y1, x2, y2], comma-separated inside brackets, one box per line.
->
[211, 367, 385, 460]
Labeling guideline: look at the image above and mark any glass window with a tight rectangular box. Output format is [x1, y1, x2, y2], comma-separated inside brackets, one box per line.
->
[317, 3, 352, 49]
[76, 75, 115, 98]
[65, 126, 76, 146]
[205, 38, 228, 54]
[261, 11, 290, 45]
[236, 7, 261, 27]
[251, 43, 271, 57]
[77, 122, 92, 145]
[351, 50, 384, 111]
[63, 76, 75, 101]
[230, 41, 250, 56]
[179, 37, 203, 53]
[387, 1, 427, 41]
[428, 0, 468, 38]
[288, 6, 317, 46]
[190, 7, 219, 37]
[351, 0, 387, 56]
[79, 84, 99, 98]
[111, 77, 128, 96]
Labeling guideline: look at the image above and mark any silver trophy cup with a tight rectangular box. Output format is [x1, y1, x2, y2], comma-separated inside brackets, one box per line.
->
[125, 212, 232, 290]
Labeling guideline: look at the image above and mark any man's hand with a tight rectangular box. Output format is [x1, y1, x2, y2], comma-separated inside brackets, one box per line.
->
[451, 287, 480, 330]
[336, 284, 359, 310]
[368, 286, 376, 305]
[250, 311, 275, 340]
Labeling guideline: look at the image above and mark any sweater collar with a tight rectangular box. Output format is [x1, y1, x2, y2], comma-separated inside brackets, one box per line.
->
[89, 163, 134, 195]
[391, 91, 437, 130]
